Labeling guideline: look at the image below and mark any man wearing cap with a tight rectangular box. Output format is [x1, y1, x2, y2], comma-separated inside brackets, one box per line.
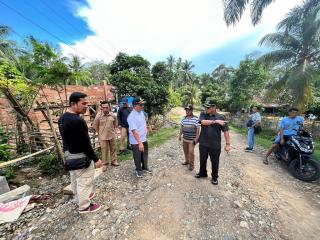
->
[117, 98, 131, 155]
[93, 101, 120, 172]
[196, 100, 231, 185]
[179, 105, 200, 171]
[127, 97, 152, 178]
[264, 107, 304, 164]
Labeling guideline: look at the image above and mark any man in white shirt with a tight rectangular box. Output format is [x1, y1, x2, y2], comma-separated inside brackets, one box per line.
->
[245, 106, 262, 152]
[127, 97, 152, 178]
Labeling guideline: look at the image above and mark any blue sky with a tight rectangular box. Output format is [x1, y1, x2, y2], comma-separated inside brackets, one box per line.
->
[0, 0, 302, 74]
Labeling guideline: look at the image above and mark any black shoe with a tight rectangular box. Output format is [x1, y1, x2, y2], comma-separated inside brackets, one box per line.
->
[212, 179, 218, 185]
[195, 173, 208, 178]
[142, 168, 153, 174]
[136, 170, 143, 178]
[244, 147, 253, 152]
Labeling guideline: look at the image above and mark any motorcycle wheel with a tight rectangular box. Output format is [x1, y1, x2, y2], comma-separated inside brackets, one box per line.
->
[289, 158, 320, 182]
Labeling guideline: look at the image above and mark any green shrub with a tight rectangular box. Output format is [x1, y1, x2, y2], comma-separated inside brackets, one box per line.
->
[0, 125, 12, 162]
[38, 154, 62, 175]
[4, 166, 17, 181]
[0, 144, 11, 162]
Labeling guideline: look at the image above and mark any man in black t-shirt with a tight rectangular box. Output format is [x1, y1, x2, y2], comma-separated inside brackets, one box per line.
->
[195, 100, 231, 185]
[59, 92, 102, 213]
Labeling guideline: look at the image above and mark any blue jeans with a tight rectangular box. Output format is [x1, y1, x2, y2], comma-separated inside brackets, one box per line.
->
[248, 127, 255, 149]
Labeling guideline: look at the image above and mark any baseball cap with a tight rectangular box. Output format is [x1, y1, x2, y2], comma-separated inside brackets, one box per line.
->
[203, 100, 217, 108]
[184, 105, 193, 111]
[133, 97, 145, 105]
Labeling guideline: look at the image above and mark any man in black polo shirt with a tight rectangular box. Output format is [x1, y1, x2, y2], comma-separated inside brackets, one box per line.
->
[195, 100, 231, 185]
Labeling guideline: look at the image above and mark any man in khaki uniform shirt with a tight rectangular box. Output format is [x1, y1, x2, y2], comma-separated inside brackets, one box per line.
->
[93, 101, 119, 172]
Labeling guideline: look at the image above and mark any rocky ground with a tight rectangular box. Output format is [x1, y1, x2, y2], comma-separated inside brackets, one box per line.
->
[1, 130, 320, 240]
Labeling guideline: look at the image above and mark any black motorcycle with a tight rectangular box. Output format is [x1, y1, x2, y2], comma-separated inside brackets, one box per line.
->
[274, 125, 320, 182]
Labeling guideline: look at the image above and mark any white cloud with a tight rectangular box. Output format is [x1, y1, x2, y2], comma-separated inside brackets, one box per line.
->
[60, 0, 302, 63]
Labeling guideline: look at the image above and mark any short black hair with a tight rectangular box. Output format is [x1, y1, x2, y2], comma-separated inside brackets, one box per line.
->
[69, 92, 87, 105]
[288, 107, 299, 113]
[100, 101, 109, 105]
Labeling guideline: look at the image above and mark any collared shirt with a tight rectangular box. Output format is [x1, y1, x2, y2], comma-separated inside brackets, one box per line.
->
[180, 115, 200, 141]
[280, 116, 304, 136]
[198, 112, 229, 149]
[93, 111, 117, 140]
[127, 109, 147, 144]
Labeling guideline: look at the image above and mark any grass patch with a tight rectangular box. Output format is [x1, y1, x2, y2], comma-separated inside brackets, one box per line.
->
[230, 124, 320, 160]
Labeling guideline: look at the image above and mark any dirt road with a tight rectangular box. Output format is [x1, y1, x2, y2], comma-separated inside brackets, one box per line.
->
[7, 130, 320, 240]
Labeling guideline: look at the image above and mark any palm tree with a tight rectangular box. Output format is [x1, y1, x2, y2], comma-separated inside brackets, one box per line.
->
[166, 55, 175, 89]
[183, 84, 199, 107]
[67, 54, 84, 85]
[166, 55, 175, 71]
[181, 60, 195, 86]
[223, 0, 320, 26]
[258, 0, 320, 111]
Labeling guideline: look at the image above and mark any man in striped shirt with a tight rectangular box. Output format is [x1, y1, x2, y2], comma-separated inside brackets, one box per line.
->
[179, 105, 200, 171]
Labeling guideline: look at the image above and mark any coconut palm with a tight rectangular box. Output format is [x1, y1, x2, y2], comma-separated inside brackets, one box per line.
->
[223, 0, 320, 26]
[166, 55, 175, 71]
[181, 60, 195, 86]
[258, 1, 320, 111]
[183, 84, 199, 107]
[166, 55, 175, 89]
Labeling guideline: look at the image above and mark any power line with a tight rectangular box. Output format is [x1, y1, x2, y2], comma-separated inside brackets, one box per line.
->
[21, 0, 108, 60]
[0, 0, 95, 61]
[39, 0, 118, 58]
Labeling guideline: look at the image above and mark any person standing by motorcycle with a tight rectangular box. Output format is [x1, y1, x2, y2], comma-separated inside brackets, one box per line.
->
[245, 106, 262, 152]
[264, 108, 304, 164]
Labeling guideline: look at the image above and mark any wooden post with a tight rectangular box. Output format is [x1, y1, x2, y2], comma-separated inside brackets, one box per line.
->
[103, 79, 109, 101]
[44, 103, 64, 162]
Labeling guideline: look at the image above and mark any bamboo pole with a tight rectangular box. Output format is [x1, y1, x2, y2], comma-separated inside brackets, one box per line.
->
[44, 103, 64, 162]
[0, 146, 54, 169]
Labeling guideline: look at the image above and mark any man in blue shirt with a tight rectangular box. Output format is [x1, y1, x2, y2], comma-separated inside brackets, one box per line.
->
[264, 108, 304, 164]
[127, 97, 151, 178]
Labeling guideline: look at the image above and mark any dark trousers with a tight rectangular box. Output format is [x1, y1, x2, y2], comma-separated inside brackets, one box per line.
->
[199, 144, 221, 180]
[132, 141, 148, 171]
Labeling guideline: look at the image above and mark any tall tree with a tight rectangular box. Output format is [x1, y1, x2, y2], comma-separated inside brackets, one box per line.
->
[258, 0, 320, 111]
[223, 0, 320, 26]
[110, 53, 170, 116]
[229, 59, 270, 111]
[181, 60, 195, 86]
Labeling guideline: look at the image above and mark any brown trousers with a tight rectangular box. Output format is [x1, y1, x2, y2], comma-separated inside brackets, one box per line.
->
[183, 140, 195, 167]
[100, 138, 117, 165]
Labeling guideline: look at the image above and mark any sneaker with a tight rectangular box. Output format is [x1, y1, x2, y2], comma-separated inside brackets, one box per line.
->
[245, 147, 253, 152]
[263, 157, 269, 165]
[136, 170, 143, 178]
[195, 173, 208, 178]
[212, 179, 218, 185]
[182, 162, 189, 165]
[79, 203, 102, 214]
[142, 168, 153, 174]
[89, 192, 95, 200]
